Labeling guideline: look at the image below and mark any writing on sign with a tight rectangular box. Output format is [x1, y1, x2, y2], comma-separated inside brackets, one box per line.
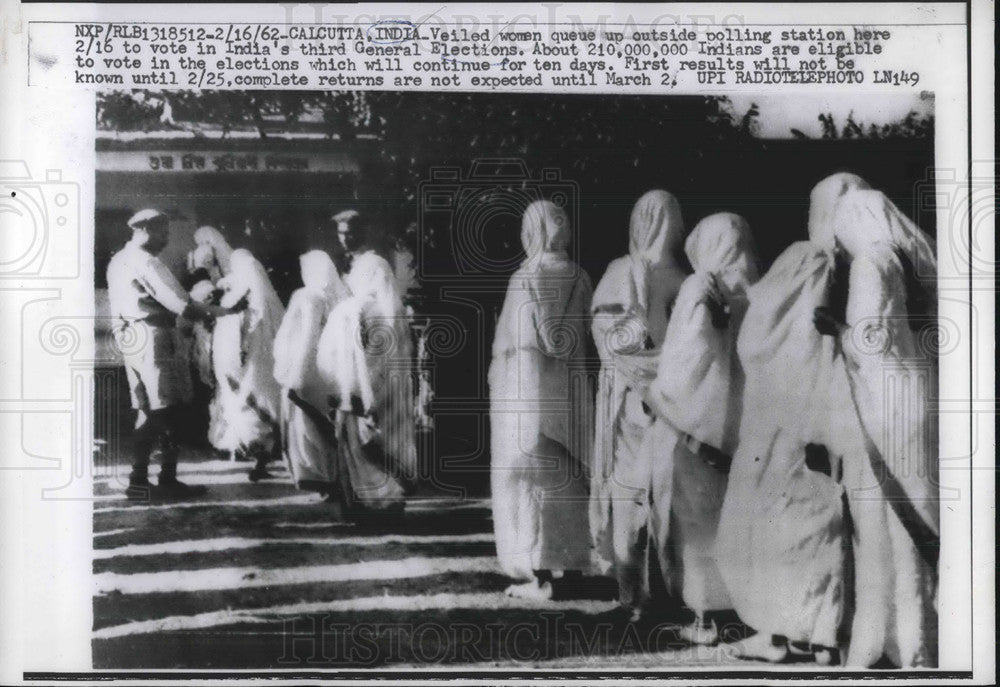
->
[146, 153, 310, 172]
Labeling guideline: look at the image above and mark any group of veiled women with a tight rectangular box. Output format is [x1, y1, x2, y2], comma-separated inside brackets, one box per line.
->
[171, 173, 936, 667]
[181, 224, 418, 517]
[490, 175, 938, 668]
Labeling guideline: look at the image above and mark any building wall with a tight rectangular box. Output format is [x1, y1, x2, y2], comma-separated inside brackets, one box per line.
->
[95, 139, 368, 299]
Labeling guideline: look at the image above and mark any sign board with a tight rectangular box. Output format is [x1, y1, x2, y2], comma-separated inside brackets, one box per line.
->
[96, 150, 359, 174]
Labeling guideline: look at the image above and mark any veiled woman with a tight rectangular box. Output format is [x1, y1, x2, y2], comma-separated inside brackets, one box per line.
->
[716, 173, 870, 663]
[186, 225, 236, 450]
[212, 248, 285, 480]
[188, 225, 235, 284]
[589, 189, 688, 616]
[316, 251, 418, 521]
[273, 250, 349, 499]
[641, 213, 758, 643]
[816, 189, 938, 668]
[489, 199, 594, 600]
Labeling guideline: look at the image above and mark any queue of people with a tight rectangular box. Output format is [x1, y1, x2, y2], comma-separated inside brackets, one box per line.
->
[106, 171, 937, 668]
[486, 176, 937, 668]
[108, 209, 419, 521]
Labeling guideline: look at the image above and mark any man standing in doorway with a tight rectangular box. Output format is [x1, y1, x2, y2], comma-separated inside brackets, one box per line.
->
[107, 209, 245, 500]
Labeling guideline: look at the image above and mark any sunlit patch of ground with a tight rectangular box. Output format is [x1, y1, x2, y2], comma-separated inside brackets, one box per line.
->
[92, 447, 790, 670]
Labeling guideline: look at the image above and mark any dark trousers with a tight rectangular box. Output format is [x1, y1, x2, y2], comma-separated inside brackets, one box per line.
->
[130, 406, 180, 485]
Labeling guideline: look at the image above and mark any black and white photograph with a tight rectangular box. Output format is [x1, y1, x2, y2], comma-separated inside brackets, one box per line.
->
[89, 88, 942, 670]
[0, 1, 992, 684]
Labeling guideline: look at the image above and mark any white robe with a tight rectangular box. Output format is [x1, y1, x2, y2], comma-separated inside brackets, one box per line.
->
[188, 225, 234, 284]
[274, 299, 338, 487]
[714, 175, 875, 648]
[832, 191, 938, 668]
[490, 250, 594, 579]
[644, 213, 758, 615]
[187, 229, 236, 449]
[188, 280, 217, 389]
[211, 249, 284, 453]
[273, 251, 348, 491]
[315, 252, 416, 511]
[589, 190, 688, 596]
[715, 242, 849, 648]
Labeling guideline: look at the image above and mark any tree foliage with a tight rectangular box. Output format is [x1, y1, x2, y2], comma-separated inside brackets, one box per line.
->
[95, 90, 932, 264]
[96, 89, 758, 228]
[816, 109, 935, 140]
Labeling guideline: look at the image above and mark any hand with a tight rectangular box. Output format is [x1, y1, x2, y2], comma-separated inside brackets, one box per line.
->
[182, 301, 214, 325]
[813, 306, 844, 337]
[706, 295, 730, 330]
[701, 274, 729, 329]
[228, 295, 250, 315]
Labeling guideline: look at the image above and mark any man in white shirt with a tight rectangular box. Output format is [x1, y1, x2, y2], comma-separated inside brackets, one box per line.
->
[107, 209, 244, 499]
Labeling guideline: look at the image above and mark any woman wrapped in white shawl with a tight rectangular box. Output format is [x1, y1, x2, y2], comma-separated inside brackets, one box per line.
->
[490, 199, 594, 600]
[187, 225, 234, 284]
[315, 251, 417, 519]
[186, 225, 235, 449]
[273, 250, 349, 497]
[716, 173, 869, 663]
[188, 279, 218, 389]
[589, 189, 688, 614]
[815, 189, 938, 668]
[642, 212, 759, 644]
[212, 248, 285, 480]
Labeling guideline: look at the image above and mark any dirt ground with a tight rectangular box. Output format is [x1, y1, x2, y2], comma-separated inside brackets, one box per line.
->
[92, 447, 821, 673]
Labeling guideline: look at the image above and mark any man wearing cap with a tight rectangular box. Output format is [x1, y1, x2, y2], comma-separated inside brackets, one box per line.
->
[107, 209, 246, 499]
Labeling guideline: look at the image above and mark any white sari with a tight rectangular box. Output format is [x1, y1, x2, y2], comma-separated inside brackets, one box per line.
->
[589, 189, 688, 604]
[211, 248, 285, 453]
[273, 250, 349, 492]
[490, 200, 594, 580]
[832, 190, 938, 668]
[187, 226, 235, 447]
[188, 280, 218, 389]
[643, 213, 758, 615]
[188, 225, 234, 284]
[316, 251, 417, 512]
[715, 173, 869, 648]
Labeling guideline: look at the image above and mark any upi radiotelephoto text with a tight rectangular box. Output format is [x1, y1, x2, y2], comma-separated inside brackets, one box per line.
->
[33, 22, 924, 90]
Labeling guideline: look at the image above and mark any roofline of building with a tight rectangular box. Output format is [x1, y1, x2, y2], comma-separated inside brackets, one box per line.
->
[96, 130, 380, 151]
[95, 130, 930, 153]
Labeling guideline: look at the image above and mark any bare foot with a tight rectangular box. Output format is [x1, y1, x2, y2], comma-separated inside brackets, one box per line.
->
[814, 648, 837, 666]
[678, 621, 720, 646]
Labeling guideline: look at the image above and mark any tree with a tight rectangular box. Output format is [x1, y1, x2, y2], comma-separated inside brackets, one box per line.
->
[96, 90, 360, 138]
[813, 109, 935, 140]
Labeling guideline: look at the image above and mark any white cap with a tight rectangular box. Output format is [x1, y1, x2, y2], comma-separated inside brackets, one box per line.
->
[332, 209, 360, 224]
[127, 208, 168, 229]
